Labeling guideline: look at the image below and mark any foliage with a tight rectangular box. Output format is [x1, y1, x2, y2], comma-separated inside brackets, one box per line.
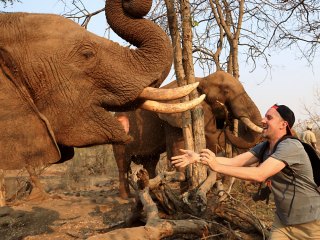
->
[156, 1, 320, 75]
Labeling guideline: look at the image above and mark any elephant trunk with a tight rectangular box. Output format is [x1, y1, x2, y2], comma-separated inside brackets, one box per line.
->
[226, 92, 263, 149]
[105, 0, 173, 89]
[225, 128, 262, 149]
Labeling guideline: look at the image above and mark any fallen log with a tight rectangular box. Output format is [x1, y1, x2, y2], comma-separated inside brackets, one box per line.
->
[88, 168, 209, 240]
[89, 166, 270, 240]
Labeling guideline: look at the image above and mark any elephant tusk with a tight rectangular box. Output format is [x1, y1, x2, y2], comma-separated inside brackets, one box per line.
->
[240, 117, 263, 133]
[139, 82, 199, 100]
[140, 94, 206, 113]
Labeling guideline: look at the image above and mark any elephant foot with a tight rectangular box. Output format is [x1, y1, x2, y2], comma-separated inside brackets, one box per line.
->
[119, 190, 134, 200]
[26, 186, 50, 202]
[119, 182, 134, 199]
[27, 188, 64, 203]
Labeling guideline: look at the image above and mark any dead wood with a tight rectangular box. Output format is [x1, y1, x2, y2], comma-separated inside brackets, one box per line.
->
[195, 170, 217, 212]
[145, 165, 217, 215]
[88, 168, 209, 240]
[89, 166, 269, 239]
[214, 195, 270, 240]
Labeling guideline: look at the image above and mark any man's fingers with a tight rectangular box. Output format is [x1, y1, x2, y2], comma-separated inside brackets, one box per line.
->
[173, 161, 187, 168]
[172, 158, 186, 164]
[200, 153, 209, 159]
[171, 154, 186, 160]
[179, 149, 188, 153]
[201, 148, 214, 156]
[200, 149, 210, 153]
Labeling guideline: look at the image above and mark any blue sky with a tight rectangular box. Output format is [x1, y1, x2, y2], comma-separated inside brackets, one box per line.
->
[2, 0, 320, 125]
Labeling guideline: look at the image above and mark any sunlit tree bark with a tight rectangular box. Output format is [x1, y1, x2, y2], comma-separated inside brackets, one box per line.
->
[165, 0, 194, 153]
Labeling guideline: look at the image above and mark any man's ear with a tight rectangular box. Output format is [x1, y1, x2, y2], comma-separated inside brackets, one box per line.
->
[282, 121, 288, 130]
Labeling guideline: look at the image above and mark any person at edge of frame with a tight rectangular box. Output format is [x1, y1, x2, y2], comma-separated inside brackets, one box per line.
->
[302, 123, 318, 152]
[171, 104, 320, 240]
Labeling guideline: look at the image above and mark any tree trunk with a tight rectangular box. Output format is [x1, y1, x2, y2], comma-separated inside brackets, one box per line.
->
[180, 0, 206, 189]
[165, 0, 194, 152]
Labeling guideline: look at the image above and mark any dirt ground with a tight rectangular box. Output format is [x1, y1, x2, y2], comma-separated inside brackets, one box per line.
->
[1, 164, 136, 240]
[0, 155, 275, 240]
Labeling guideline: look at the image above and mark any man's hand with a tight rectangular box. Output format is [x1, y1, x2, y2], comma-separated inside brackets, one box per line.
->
[200, 149, 217, 170]
[171, 149, 200, 168]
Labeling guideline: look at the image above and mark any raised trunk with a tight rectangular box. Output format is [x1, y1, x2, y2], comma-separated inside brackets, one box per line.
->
[105, 0, 173, 89]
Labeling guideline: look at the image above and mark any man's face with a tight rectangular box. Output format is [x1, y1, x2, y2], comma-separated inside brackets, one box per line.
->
[261, 108, 287, 139]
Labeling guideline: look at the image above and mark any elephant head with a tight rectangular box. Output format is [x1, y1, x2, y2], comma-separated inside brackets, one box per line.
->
[197, 71, 263, 149]
[0, 0, 204, 170]
[159, 71, 263, 151]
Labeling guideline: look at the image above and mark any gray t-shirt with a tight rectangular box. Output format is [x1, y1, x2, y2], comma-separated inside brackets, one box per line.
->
[250, 138, 320, 225]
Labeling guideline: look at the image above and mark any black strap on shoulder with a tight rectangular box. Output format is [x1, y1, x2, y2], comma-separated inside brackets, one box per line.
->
[257, 135, 290, 163]
[283, 136, 320, 187]
[258, 135, 320, 187]
[257, 141, 269, 163]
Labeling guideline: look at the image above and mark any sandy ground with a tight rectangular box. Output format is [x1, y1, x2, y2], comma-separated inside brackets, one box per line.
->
[0, 163, 274, 240]
[0, 164, 135, 240]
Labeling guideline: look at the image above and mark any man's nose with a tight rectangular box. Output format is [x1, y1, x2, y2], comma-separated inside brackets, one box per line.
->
[261, 117, 267, 124]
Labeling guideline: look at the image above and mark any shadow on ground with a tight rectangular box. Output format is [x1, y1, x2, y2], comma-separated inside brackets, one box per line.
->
[0, 206, 59, 240]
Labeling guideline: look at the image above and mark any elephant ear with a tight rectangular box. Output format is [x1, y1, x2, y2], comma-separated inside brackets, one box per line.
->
[0, 66, 60, 170]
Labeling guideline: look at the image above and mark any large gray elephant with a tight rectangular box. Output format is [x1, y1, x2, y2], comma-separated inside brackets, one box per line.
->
[0, 0, 205, 172]
[113, 71, 263, 199]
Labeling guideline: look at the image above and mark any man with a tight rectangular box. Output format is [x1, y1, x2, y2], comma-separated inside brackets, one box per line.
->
[172, 104, 320, 239]
[302, 123, 318, 151]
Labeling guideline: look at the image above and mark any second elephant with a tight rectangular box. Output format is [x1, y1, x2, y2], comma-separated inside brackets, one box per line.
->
[113, 71, 263, 199]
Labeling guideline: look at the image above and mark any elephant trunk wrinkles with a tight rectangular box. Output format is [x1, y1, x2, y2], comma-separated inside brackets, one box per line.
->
[226, 92, 263, 148]
[229, 91, 261, 123]
[105, 0, 173, 89]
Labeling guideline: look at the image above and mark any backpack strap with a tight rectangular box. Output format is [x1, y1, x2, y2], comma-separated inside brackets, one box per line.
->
[261, 135, 320, 188]
[256, 135, 320, 211]
[257, 136, 295, 175]
[257, 141, 269, 163]
[257, 135, 292, 163]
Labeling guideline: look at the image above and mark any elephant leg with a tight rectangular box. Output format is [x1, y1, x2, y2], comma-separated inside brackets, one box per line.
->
[0, 170, 5, 206]
[141, 154, 160, 179]
[113, 144, 131, 199]
[25, 165, 50, 202]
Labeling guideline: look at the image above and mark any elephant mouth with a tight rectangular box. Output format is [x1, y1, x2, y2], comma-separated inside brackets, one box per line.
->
[197, 86, 206, 97]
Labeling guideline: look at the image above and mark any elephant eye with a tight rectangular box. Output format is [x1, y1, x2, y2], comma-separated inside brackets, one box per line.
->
[82, 50, 95, 59]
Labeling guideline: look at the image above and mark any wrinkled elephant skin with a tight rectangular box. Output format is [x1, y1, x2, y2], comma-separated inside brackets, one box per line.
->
[0, 0, 173, 170]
